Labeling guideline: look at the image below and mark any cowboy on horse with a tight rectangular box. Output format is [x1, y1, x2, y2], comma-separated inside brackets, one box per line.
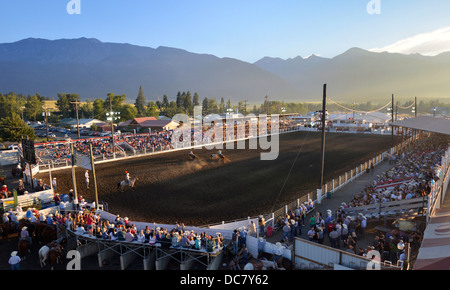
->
[118, 172, 138, 192]
[188, 151, 198, 160]
[125, 171, 131, 186]
[217, 150, 226, 160]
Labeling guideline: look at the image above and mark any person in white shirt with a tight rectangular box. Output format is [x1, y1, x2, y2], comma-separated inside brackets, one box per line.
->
[52, 177, 57, 191]
[8, 251, 21, 270]
[85, 170, 90, 189]
[360, 216, 367, 238]
[136, 230, 146, 243]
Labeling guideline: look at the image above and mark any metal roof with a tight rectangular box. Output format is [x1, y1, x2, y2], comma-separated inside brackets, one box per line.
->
[390, 116, 450, 135]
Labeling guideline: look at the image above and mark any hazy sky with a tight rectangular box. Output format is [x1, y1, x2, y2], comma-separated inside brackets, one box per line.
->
[2, 0, 450, 62]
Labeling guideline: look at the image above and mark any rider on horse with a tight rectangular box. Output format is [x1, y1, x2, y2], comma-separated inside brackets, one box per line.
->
[218, 150, 225, 159]
[125, 171, 131, 186]
[189, 151, 198, 159]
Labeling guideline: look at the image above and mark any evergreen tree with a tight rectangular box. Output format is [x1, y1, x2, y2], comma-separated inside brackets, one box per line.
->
[162, 95, 170, 111]
[193, 93, 200, 107]
[202, 97, 209, 115]
[183, 91, 193, 115]
[0, 113, 36, 142]
[134, 86, 147, 117]
[219, 97, 225, 113]
[176, 91, 184, 109]
[24, 94, 44, 121]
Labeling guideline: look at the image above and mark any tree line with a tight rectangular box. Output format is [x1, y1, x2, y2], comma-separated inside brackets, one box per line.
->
[1, 88, 449, 142]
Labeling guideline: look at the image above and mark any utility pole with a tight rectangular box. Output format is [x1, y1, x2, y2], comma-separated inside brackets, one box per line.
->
[71, 101, 82, 140]
[391, 94, 395, 147]
[414, 97, 417, 118]
[318, 84, 327, 204]
[43, 107, 50, 142]
[89, 143, 99, 210]
[70, 142, 79, 210]
[108, 96, 116, 159]
[395, 101, 399, 121]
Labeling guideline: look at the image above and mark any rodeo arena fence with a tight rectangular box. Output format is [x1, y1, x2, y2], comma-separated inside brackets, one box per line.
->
[1, 119, 449, 271]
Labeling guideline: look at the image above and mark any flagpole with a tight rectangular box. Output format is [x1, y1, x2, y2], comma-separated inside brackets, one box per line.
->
[70, 142, 79, 210]
[89, 143, 99, 210]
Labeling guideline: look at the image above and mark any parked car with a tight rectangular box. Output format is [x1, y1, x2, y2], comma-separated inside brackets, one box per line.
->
[8, 144, 19, 150]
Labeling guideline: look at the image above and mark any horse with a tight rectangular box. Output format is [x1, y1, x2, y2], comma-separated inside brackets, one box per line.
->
[188, 153, 199, 160]
[0, 222, 16, 239]
[210, 153, 230, 162]
[41, 225, 57, 245]
[117, 177, 138, 192]
[18, 239, 30, 260]
[39, 241, 63, 270]
[34, 223, 57, 245]
[11, 167, 24, 178]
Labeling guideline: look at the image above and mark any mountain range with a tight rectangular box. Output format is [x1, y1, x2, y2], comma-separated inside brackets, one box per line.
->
[1, 37, 449, 104]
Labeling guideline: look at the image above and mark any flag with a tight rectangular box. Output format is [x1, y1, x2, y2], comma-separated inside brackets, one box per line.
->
[73, 154, 92, 171]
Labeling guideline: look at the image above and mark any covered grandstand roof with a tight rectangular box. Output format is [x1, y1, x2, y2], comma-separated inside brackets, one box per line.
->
[414, 207, 450, 270]
[390, 116, 450, 135]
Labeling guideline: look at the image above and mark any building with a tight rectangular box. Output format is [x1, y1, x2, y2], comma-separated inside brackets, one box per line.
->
[117, 117, 180, 132]
[140, 119, 180, 131]
[117, 117, 157, 130]
[60, 118, 104, 129]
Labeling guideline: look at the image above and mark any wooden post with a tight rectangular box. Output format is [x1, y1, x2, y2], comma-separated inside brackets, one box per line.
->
[89, 143, 99, 210]
[318, 84, 327, 204]
[70, 142, 79, 208]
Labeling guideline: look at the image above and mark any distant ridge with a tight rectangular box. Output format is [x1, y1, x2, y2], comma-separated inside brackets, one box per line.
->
[1, 38, 450, 103]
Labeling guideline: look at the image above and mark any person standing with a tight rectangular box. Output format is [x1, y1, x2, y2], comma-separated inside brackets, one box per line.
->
[52, 177, 57, 192]
[8, 251, 21, 270]
[360, 215, 367, 239]
[232, 229, 240, 256]
[258, 215, 265, 237]
[249, 220, 257, 237]
[329, 228, 339, 249]
[85, 170, 90, 189]
[282, 222, 291, 242]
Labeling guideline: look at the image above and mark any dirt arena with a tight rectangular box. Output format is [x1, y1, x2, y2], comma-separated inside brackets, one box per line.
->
[36, 131, 392, 226]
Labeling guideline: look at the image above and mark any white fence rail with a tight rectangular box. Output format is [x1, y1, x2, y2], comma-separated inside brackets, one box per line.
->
[294, 237, 402, 270]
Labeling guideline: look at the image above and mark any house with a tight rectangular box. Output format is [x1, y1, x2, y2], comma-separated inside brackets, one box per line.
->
[139, 119, 180, 131]
[95, 122, 114, 132]
[117, 117, 157, 130]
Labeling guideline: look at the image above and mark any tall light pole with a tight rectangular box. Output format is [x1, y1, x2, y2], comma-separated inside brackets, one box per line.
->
[412, 97, 417, 118]
[107, 97, 120, 159]
[71, 101, 82, 140]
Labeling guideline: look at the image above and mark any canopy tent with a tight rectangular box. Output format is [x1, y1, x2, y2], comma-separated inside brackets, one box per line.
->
[390, 116, 450, 136]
